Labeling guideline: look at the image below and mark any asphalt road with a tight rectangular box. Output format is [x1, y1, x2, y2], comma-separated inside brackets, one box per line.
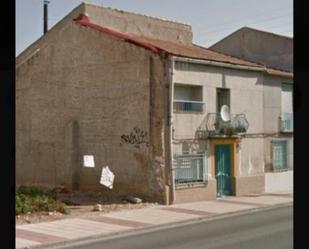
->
[58, 205, 293, 249]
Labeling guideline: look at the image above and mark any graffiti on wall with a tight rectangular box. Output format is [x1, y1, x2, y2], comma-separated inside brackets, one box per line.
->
[120, 127, 149, 148]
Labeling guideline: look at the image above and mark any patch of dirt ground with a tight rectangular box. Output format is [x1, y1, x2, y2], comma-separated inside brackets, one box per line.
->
[16, 190, 159, 225]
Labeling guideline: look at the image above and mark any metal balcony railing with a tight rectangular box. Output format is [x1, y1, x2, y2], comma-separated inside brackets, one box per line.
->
[280, 112, 293, 132]
[173, 100, 205, 113]
[205, 113, 249, 136]
[173, 154, 207, 185]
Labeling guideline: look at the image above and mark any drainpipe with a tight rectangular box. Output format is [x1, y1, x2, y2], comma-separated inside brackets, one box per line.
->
[167, 55, 175, 204]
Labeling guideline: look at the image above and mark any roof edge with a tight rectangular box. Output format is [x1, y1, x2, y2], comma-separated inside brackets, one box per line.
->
[74, 16, 292, 78]
[209, 26, 245, 49]
[173, 54, 293, 78]
[74, 13, 162, 54]
[83, 2, 192, 28]
[195, 43, 265, 68]
[241, 26, 293, 40]
[210, 26, 293, 49]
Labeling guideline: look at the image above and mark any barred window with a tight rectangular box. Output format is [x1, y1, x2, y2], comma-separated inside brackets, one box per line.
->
[173, 154, 207, 185]
[272, 140, 288, 171]
[173, 84, 204, 113]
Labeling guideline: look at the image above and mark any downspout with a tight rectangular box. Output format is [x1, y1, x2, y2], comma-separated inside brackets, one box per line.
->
[167, 55, 175, 204]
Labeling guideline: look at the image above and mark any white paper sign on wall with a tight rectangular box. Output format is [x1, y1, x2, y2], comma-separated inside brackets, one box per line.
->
[83, 155, 95, 168]
[100, 166, 115, 189]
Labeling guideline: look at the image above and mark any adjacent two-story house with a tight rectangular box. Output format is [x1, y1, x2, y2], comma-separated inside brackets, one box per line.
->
[209, 27, 293, 194]
[16, 3, 293, 204]
[171, 59, 293, 202]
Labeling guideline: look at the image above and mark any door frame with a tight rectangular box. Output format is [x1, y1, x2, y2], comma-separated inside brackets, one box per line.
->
[210, 138, 239, 196]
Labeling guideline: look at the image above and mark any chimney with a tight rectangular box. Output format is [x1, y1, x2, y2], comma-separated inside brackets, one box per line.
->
[43, 0, 50, 34]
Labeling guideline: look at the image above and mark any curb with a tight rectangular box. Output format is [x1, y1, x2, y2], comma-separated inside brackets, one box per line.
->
[20, 201, 293, 249]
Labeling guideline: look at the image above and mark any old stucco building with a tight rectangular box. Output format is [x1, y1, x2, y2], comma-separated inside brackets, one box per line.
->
[209, 27, 293, 194]
[16, 3, 293, 204]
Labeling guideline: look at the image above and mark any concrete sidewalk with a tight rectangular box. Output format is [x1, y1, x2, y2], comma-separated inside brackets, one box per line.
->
[16, 192, 293, 249]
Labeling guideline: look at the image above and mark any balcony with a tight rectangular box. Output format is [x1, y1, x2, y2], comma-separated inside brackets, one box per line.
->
[203, 113, 249, 137]
[173, 100, 205, 113]
[280, 112, 293, 133]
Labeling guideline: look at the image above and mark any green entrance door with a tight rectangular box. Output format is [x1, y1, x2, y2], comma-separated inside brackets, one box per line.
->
[215, 144, 233, 197]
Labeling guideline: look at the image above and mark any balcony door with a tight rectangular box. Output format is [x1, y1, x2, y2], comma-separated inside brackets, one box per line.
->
[217, 88, 230, 112]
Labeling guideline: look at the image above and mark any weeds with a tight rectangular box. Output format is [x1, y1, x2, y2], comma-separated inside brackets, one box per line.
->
[16, 186, 69, 215]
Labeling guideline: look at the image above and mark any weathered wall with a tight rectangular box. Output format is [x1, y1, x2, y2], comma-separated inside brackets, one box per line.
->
[16, 18, 167, 202]
[172, 61, 265, 177]
[262, 75, 293, 194]
[263, 75, 293, 172]
[210, 27, 293, 71]
[170, 61, 266, 200]
[263, 75, 293, 133]
[171, 60, 293, 199]
[265, 171, 293, 193]
[85, 3, 193, 45]
[238, 138, 265, 176]
[263, 75, 282, 134]
[173, 62, 264, 137]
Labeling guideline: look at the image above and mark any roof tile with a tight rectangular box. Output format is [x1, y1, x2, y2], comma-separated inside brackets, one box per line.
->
[74, 14, 292, 78]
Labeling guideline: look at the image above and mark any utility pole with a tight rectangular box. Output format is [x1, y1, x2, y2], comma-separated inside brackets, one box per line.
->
[43, 0, 50, 34]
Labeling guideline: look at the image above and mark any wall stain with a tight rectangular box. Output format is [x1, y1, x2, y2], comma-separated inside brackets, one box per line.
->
[133, 152, 149, 170]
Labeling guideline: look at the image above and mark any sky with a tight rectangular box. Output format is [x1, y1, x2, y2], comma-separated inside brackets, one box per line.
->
[16, 0, 293, 56]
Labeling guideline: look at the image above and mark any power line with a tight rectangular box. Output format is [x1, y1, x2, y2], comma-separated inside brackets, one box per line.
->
[202, 15, 287, 34]
[270, 27, 293, 34]
[259, 21, 293, 30]
[195, 22, 293, 46]
[196, 24, 292, 43]
[195, 8, 292, 34]
[194, 4, 292, 30]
